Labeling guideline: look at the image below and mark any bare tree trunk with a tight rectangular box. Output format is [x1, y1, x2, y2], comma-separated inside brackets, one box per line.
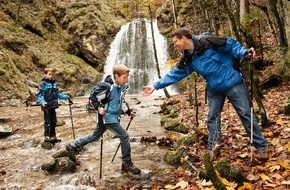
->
[148, 3, 170, 98]
[285, 0, 290, 46]
[240, 0, 249, 20]
[218, 0, 241, 41]
[114, 0, 118, 16]
[172, 0, 178, 29]
[268, 0, 288, 47]
[194, 73, 199, 127]
[249, 0, 279, 45]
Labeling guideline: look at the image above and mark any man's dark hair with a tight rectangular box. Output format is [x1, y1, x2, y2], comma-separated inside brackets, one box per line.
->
[172, 28, 192, 39]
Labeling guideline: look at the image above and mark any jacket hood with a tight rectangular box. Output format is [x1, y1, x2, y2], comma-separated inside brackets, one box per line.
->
[42, 78, 56, 84]
[104, 75, 114, 85]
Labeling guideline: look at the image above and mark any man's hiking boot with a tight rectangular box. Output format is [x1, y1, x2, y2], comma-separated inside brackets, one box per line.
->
[121, 160, 141, 174]
[256, 148, 268, 160]
[208, 144, 222, 161]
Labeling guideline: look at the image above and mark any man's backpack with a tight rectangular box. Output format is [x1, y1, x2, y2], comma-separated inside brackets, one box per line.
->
[177, 33, 248, 78]
[86, 75, 114, 112]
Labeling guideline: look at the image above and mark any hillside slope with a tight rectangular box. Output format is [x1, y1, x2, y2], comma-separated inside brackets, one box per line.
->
[0, 0, 126, 106]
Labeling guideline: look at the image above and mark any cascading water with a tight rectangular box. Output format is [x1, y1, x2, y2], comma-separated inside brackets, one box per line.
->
[103, 19, 172, 94]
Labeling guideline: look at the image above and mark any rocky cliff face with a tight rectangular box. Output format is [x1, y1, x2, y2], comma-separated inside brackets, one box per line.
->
[0, 0, 126, 106]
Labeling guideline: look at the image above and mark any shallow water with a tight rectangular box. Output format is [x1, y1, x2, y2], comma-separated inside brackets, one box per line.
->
[0, 94, 175, 189]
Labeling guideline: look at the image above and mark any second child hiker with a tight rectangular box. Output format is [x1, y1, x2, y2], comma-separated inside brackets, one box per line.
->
[143, 28, 268, 160]
[37, 68, 71, 143]
[66, 64, 141, 174]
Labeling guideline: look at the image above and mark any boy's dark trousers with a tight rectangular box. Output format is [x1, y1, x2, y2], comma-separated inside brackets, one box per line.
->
[43, 109, 57, 137]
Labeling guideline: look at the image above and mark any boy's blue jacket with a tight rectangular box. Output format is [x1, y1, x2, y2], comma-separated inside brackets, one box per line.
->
[153, 37, 249, 93]
[37, 78, 68, 111]
[96, 83, 131, 124]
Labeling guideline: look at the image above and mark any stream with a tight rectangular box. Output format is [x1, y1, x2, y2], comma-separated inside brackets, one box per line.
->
[0, 94, 176, 190]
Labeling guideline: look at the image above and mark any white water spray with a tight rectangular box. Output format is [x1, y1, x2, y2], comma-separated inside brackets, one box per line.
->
[103, 19, 173, 95]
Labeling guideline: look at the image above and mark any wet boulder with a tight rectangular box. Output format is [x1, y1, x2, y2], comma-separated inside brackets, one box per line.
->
[40, 141, 53, 150]
[0, 125, 13, 138]
[41, 157, 76, 174]
[54, 157, 76, 174]
[41, 150, 78, 174]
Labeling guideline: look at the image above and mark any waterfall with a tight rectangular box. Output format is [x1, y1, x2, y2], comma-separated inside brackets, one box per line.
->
[103, 19, 171, 94]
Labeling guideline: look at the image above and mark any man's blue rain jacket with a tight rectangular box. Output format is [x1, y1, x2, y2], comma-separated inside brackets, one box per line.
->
[153, 37, 249, 93]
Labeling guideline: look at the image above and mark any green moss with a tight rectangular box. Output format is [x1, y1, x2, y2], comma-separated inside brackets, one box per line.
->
[0, 67, 6, 76]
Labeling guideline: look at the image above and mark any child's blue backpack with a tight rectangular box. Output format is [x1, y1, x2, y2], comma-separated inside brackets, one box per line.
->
[86, 75, 114, 113]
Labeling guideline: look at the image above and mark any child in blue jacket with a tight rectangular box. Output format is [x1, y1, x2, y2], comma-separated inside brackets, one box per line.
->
[66, 64, 141, 174]
[37, 68, 69, 142]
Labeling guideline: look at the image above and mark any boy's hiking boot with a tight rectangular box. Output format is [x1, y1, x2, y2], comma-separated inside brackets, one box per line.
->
[256, 148, 268, 160]
[44, 136, 50, 142]
[66, 144, 79, 155]
[121, 160, 141, 174]
[51, 136, 61, 143]
[65, 145, 77, 162]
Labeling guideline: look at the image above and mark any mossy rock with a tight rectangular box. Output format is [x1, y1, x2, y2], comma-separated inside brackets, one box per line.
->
[164, 149, 186, 165]
[216, 159, 245, 187]
[160, 104, 173, 115]
[160, 97, 180, 109]
[283, 96, 290, 115]
[164, 117, 189, 134]
[174, 133, 197, 149]
[164, 117, 181, 131]
[160, 114, 171, 126]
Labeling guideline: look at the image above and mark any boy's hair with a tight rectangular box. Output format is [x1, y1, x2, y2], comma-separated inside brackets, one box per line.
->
[172, 28, 192, 39]
[44, 68, 54, 74]
[113, 64, 130, 77]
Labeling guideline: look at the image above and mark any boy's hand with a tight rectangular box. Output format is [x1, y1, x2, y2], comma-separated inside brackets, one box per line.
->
[68, 97, 73, 105]
[99, 107, 106, 115]
[42, 102, 47, 107]
[130, 111, 136, 119]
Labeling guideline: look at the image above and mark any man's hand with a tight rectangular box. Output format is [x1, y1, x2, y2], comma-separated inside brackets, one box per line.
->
[142, 86, 155, 96]
[246, 47, 257, 59]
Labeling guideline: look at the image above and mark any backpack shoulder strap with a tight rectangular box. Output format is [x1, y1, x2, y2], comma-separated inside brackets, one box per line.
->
[199, 35, 227, 50]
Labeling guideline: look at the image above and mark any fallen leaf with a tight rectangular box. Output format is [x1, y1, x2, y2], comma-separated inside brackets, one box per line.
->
[281, 180, 290, 185]
[164, 184, 175, 189]
[263, 181, 277, 187]
[237, 182, 253, 190]
[271, 173, 283, 180]
[269, 165, 280, 172]
[174, 180, 188, 189]
[270, 138, 280, 146]
[246, 173, 259, 182]
[201, 179, 213, 187]
[259, 173, 268, 181]
[238, 153, 248, 158]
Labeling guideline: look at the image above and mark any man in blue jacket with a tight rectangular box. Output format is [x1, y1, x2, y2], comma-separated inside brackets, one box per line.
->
[143, 28, 268, 160]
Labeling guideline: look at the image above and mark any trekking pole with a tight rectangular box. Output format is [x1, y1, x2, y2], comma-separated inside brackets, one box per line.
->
[68, 98, 75, 139]
[111, 116, 134, 163]
[100, 115, 105, 179]
[249, 56, 254, 165]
